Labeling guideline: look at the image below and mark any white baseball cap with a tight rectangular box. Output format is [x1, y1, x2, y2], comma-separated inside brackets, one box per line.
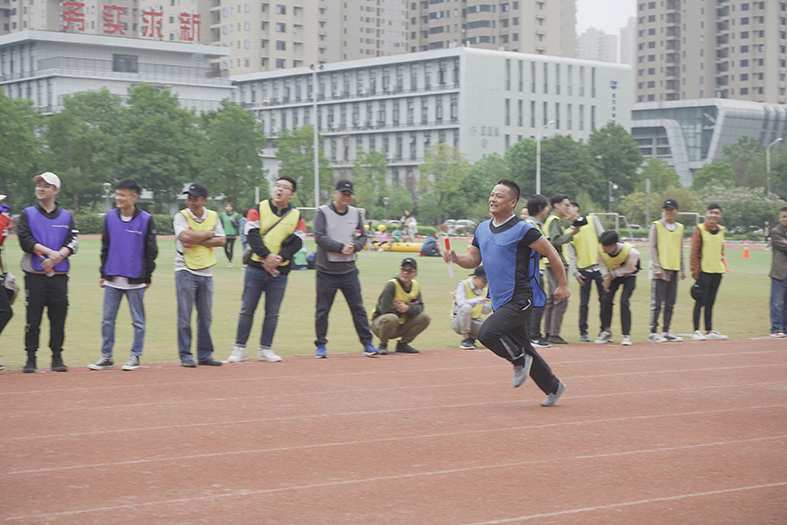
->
[33, 172, 61, 189]
[0, 195, 6, 201]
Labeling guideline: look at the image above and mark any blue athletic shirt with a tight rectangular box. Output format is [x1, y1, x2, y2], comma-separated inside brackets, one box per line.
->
[471, 215, 545, 310]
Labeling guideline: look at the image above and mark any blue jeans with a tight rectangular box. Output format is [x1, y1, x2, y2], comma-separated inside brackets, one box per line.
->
[101, 286, 146, 357]
[771, 275, 787, 333]
[176, 270, 214, 362]
[235, 265, 289, 348]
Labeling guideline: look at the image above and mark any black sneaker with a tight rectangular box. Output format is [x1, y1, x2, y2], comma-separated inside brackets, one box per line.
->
[197, 358, 222, 366]
[51, 354, 68, 372]
[396, 342, 420, 354]
[378, 343, 388, 355]
[459, 337, 477, 350]
[23, 355, 36, 373]
[181, 360, 197, 368]
[579, 332, 591, 342]
[88, 356, 114, 370]
[531, 337, 551, 349]
[546, 335, 569, 345]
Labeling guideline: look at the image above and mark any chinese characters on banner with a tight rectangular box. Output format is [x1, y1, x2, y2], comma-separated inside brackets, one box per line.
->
[142, 9, 163, 38]
[61, 1, 85, 31]
[102, 5, 125, 34]
[179, 13, 201, 42]
[59, 3, 200, 42]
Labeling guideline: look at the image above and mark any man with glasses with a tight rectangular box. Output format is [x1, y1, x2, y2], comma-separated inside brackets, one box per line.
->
[227, 176, 303, 363]
[313, 180, 379, 358]
[450, 266, 491, 349]
[371, 257, 431, 354]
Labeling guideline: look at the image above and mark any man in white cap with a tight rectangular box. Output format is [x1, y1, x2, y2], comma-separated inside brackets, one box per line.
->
[16, 172, 79, 373]
[0, 193, 17, 370]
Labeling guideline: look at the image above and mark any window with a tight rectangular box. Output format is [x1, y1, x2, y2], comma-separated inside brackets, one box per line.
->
[276, 40, 286, 50]
[276, 4, 286, 14]
[741, 31, 749, 39]
[112, 54, 138, 73]
[741, 17, 749, 25]
[276, 22, 286, 32]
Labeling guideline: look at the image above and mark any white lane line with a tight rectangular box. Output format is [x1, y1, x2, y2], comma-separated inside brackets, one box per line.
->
[4, 435, 786, 522]
[1, 349, 781, 397]
[4, 380, 787, 441]
[4, 405, 786, 476]
[461, 482, 787, 525]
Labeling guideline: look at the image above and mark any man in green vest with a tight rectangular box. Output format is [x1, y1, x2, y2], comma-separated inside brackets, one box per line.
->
[450, 265, 492, 349]
[371, 258, 431, 354]
[174, 183, 226, 367]
[648, 199, 685, 342]
[690, 203, 727, 341]
[596, 230, 640, 346]
[543, 194, 580, 345]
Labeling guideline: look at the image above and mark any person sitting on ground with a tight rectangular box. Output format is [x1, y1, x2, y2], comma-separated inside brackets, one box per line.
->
[419, 234, 441, 257]
[596, 230, 640, 347]
[373, 224, 390, 251]
[451, 266, 492, 349]
[392, 228, 403, 243]
[371, 257, 431, 354]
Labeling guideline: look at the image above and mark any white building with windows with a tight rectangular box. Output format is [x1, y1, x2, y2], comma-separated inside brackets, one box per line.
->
[232, 47, 631, 187]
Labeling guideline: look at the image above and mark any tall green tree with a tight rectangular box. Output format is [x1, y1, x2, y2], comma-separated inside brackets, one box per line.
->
[0, 90, 41, 210]
[587, 122, 644, 194]
[638, 157, 680, 193]
[201, 100, 267, 208]
[418, 143, 471, 224]
[692, 161, 735, 190]
[538, 135, 604, 202]
[351, 150, 388, 219]
[443, 153, 508, 220]
[275, 125, 333, 208]
[723, 136, 764, 187]
[504, 138, 536, 195]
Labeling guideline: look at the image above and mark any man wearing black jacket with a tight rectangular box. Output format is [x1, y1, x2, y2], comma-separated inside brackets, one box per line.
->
[17, 172, 79, 373]
[88, 179, 157, 371]
[227, 176, 304, 363]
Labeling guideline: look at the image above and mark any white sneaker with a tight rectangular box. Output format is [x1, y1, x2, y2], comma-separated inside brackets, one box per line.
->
[692, 330, 706, 341]
[227, 345, 248, 363]
[595, 331, 612, 344]
[258, 347, 282, 362]
[648, 333, 667, 343]
[770, 332, 787, 338]
[662, 332, 683, 342]
[541, 381, 567, 407]
[228, 263, 233, 268]
[705, 330, 727, 340]
[621, 335, 632, 346]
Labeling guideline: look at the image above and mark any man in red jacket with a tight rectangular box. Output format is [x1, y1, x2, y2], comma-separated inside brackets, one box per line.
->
[0, 194, 18, 370]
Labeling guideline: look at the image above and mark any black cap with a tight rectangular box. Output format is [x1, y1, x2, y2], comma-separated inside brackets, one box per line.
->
[335, 179, 354, 194]
[573, 216, 589, 227]
[662, 198, 679, 209]
[471, 266, 486, 278]
[401, 257, 417, 270]
[184, 183, 208, 198]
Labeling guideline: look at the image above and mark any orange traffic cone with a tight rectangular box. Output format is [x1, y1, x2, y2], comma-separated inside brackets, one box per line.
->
[722, 257, 730, 272]
[466, 238, 473, 253]
[743, 241, 751, 259]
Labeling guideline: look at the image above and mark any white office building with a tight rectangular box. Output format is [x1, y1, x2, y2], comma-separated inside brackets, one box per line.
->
[0, 30, 232, 113]
[232, 47, 632, 186]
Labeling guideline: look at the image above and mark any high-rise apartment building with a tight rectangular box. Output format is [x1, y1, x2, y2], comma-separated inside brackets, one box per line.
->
[619, 16, 636, 67]
[408, 0, 575, 57]
[576, 27, 617, 63]
[635, 0, 787, 104]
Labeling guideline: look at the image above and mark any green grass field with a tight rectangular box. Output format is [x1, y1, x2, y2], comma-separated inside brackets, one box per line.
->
[0, 238, 775, 370]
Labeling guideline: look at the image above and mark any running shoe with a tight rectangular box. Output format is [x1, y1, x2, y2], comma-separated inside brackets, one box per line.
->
[122, 355, 141, 371]
[88, 356, 114, 370]
[258, 347, 282, 362]
[227, 345, 248, 363]
[541, 381, 567, 407]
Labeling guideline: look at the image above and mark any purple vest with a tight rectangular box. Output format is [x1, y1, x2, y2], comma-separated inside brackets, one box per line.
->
[26, 206, 71, 272]
[103, 209, 151, 279]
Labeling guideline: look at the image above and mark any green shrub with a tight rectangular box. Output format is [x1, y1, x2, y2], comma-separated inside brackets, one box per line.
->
[73, 213, 176, 235]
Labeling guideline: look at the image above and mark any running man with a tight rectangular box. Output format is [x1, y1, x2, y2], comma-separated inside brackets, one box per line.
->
[443, 179, 569, 407]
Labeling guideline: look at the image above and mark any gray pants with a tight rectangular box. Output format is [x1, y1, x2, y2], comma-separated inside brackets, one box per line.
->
[371, 312, 431, 345]
[450, 304, 484, 337]
[543, 265, 569, 337]
[650, 273, 678, 333]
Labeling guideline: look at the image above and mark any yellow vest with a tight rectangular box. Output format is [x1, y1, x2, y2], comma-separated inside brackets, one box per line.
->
[451, 279, 487, 319]
[390, 278, 420, 324]
[180, 209, 218, 270]
[599, 242, 633, 271]
[653, 220, 684, 271]
[526, 217, 547, 270]
[543, 213, 561, 240]
[250, 200, 301, 266]
[699, 223, 725, 273]
[571, 218, 599, 269]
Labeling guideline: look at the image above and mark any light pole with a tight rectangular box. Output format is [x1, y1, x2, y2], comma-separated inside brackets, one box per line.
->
[607, 181, 618, 213]
[310, 64, 324, 209]
[383, 196, 390, 221]
[766, 137, 783, 195]
[535, 120, 555, 195]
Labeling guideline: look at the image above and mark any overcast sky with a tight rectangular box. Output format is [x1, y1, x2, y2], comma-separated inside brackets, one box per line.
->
[576, 0, 636, 38]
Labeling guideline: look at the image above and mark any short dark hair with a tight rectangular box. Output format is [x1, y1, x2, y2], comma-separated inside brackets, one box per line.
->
[571, 201, 580, 210]
[278, 175, 297, 193]
[550, 194, 569, 207]
[707, 203, 722, 212]
[115, 178, 142, 195]
[527, 194, 549, 217]
[496, 178, 520, 202]
[780, 206, 787, 214]
[599, 230, 619, 246]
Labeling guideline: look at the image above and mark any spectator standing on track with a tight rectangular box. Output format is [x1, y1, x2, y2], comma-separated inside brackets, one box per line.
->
[768, 207, 787, 338]
[0, 194, 18, 371]
[227, 176, 303, 364]
[523, 194, 551, 349]
[450, 265, 492, 350]
[219, 202, 241, 268]
[313, 180, 379, 358]
[174, 183, 226, 367]
[567, 205, 604, 343]
[648, 199, 686, 343]
[88, 178, 158, 372]
[595, 231, 639, 346]
[443, 179, 569, 407]
[690, 203, 728, 341]
[371, 257, 431, 354]
[17, 172, 79, 373]
[543, 194, 580, 345]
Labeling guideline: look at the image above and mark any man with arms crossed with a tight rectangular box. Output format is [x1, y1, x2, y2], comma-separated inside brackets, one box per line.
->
[443, 179, 569, 407]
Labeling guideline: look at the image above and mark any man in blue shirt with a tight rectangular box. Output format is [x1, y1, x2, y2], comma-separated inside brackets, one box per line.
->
[443, 179, 569, 407]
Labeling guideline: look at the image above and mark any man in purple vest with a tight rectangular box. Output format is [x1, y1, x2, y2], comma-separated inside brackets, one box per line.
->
[17, 172, 79, 373]
[88, 178, 158, 372]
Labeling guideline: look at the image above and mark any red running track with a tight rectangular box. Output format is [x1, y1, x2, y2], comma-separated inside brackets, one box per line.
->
[1, 338, 786, 524]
